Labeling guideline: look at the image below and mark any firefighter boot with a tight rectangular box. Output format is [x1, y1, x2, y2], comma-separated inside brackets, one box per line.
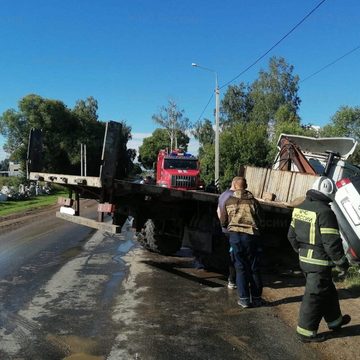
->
[329, 314, 351, 331]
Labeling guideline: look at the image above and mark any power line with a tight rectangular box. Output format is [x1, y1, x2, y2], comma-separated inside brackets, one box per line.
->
[300, 45, 360, 83]
[196, 92, 214, 122]
[220, 0, 328, 90]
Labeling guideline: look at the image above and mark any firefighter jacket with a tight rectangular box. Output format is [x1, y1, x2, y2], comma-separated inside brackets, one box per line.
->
[288, 189, 348, 272]
[220, 189, 261, 235]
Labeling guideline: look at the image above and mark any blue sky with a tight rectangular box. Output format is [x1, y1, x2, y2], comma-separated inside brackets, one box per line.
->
[1, 0, 359, 161]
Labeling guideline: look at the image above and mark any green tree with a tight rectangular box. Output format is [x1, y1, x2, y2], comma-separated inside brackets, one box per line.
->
[0, 94, 134, 176]
[113, 121, 137, 179]
[320, 106, 360, 165]
[138, 128, 189, 169]
[70, 97, 105, 175]
[320, 106, 360, 139]
[249, 56, 300, 125]
[198, 143, 215, 186]
[192, 119, 216, 186]
[0, 94, 77, 172]
[73, 96, 98, 123]
[218, 121, 270, 189]
[0, 158, 9, 171]
[152, 99, 191, 150]
[192, 119, 214, 147]
[220, 83, 252, 127]
[199, 121, 270, 190]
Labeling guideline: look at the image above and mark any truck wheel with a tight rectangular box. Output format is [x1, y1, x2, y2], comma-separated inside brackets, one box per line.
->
[143, 219, 182, 255]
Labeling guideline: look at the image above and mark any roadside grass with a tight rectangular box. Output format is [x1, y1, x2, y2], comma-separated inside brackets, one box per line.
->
[333, 266, 360, 295]
[344, 266, 360, 291]
[0, 191, 67, 217]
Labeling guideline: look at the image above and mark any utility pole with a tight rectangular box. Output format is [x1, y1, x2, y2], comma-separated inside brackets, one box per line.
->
[192, 62, 220, 189]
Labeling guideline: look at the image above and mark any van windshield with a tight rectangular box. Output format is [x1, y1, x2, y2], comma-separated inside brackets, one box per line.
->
[164, 159, 198, 170]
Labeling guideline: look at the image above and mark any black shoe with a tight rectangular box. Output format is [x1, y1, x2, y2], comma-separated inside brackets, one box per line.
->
[252, 297, 269, 307]
[297, 333, 326, 343]
[329, 314, 351, 331]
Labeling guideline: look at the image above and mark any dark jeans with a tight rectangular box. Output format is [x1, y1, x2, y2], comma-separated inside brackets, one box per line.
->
[229, 232, 263, 301]
[224, 232, 236, 283]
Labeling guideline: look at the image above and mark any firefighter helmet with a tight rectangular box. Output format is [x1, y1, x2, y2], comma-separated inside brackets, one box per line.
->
[312, 176, 335, 198]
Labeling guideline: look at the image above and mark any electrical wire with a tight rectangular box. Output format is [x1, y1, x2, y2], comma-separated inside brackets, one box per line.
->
[220, 0, 328, 90]
[196, 93, 214, 122]
[300, 45, 360, 83]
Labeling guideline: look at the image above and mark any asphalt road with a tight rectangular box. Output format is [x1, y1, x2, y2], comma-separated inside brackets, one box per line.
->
[0, 206, 322, 360]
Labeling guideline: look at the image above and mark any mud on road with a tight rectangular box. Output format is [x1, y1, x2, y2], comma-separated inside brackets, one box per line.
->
[0, 204, 61, 233]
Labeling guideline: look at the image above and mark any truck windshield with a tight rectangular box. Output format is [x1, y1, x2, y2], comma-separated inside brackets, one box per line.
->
[164, 159, 198, 170]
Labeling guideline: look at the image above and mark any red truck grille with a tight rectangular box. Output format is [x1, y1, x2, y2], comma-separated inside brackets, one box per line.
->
[171, 175, 197, 188]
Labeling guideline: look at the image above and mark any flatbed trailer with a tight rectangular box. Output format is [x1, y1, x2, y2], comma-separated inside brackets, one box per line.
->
[26, 122, 322, 270]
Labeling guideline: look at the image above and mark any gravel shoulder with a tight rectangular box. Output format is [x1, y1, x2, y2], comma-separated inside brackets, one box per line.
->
[262, 270, 360, 359]
[0, 204, 60, 233]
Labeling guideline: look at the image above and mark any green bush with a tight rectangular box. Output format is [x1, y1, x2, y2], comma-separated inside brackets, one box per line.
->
[0, 176, 24, 188]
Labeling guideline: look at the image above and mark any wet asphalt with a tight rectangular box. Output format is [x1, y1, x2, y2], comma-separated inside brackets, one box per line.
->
[0, 213, 322, 359]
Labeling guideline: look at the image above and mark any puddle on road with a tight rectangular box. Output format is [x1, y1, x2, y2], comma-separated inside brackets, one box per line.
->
[64, 355, 103, 360]
[61, 246, 83, 259]
[117, 239, 135, 254]
[47, 334, 104, 360]
[101, 271, 126, 305]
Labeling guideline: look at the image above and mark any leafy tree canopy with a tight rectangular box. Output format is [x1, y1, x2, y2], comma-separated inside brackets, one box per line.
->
[192, 118, 214, 147]
[320, 106, 360, 139]
[138, 128, 189, 170]
[0, 158, 9, 171]
[249, 57, 300, 125]
[220, 83, 252, 127]
[220, 57, 300, 128]
[320, 106, 360, 165]
[199, 121, 270, 190]
[0, 94, 134, 176]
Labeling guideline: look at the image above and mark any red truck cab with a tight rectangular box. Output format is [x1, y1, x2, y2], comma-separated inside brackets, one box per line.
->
[156, 149, 203, 190]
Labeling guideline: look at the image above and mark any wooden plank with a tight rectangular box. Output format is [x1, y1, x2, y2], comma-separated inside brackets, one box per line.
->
[263, 169, 293, 202]
[56, 212, 121, 234]
[244, 166, 268, 199]
[288, 172, 319, 203]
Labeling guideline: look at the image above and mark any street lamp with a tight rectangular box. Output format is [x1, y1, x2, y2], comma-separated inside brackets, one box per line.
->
[192, 63, 220, 189]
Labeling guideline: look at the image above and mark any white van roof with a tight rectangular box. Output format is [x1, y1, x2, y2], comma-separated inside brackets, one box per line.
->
[277, 134, 358, 160]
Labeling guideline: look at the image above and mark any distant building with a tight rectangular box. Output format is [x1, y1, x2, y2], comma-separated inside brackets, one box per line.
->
[8, 162, 23, 177]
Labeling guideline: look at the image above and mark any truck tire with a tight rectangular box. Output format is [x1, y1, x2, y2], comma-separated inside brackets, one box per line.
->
[143, 219, 182, 255]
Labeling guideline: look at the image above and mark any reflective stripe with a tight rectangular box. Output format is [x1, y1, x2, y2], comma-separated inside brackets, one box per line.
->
[328, 315, 343, 329]
[299, 255, 333, 266]
[297, 325, 316, 337]
[292, 208, 317, 245]
[320, 228, 340, 235]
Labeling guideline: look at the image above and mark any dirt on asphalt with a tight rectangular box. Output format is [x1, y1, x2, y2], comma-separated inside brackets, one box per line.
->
[1, 207, 359, 359]
[262, 255, 360, 360]
[0, 204, 60, 234]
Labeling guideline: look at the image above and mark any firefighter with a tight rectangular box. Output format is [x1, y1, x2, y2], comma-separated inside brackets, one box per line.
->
[288, 177, 351, 343]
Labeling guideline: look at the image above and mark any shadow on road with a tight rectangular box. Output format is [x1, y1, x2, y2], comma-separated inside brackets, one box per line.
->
[142, 260, 226, 288]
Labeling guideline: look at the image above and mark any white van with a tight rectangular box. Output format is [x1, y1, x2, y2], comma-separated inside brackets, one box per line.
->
[333, 176, 360, 263]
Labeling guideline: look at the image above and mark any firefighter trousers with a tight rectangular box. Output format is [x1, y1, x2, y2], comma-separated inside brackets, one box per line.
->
[298, 268, 342, 335]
